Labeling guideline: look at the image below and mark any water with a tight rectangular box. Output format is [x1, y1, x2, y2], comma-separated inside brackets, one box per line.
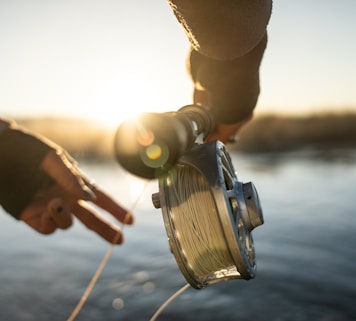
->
[1, 150, 356, 321]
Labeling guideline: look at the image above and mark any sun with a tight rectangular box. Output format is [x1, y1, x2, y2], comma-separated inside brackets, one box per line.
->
[88, 71, 173, 130]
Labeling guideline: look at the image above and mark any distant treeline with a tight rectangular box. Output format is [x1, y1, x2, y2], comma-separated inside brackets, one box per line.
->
[15, 112, 356, 160]
[15, 117, 115, 160]
[234, 112, 356, 152]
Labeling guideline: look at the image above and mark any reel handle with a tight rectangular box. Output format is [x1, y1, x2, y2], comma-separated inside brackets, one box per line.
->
[114, 105, 215, 179]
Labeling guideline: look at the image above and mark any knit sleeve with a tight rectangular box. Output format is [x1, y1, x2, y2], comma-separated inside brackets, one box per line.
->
[187, 33, 268, 124]
[167, 0, 272, 60]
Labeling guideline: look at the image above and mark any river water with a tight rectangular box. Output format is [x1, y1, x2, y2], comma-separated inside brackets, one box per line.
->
[1, 149, 355, 321]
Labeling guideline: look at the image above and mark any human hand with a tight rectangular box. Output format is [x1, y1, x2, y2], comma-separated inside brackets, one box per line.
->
[193, 88, 252, 144]
[204, 117, 252, 144]
[19, 150, 133, 244]
[187, 34, 268, 143]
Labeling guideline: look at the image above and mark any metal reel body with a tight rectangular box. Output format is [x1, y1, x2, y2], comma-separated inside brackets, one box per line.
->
[153, 141, 263, 289]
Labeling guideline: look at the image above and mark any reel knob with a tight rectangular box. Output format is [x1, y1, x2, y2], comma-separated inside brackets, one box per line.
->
[242, 182, 264, 231]
[151, 192, 161, 209]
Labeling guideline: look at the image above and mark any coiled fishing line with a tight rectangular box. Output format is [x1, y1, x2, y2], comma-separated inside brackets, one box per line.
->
[153, 141, 264, 289]
[168, 165, 236, 278]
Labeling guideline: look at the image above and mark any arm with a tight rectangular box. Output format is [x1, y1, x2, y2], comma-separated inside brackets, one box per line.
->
[0, 118, 133, 244]
[168, 0, 272, 60]
[168, 0, 272, 142]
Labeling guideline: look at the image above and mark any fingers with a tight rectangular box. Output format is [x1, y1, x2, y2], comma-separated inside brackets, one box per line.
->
[41, 150, 96, 201]
[21, 195, 127, 244]
[20, 197, 72, 234]
[88, 184, 134, 225]
[46, 198, 73, 229]
[73, 201, 124, 244]
[204, 116, 253, 144]
[40, 149, 134, 244]
[41, 150, 134, 225]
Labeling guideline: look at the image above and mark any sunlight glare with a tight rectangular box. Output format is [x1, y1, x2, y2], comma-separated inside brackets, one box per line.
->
[91, 71, 167, 129]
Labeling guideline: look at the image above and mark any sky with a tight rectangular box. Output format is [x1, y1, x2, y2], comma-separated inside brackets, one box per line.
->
[0, 0, 356, 127]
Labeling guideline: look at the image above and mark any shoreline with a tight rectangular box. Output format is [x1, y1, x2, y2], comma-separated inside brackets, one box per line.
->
[14, 112, 356, 159]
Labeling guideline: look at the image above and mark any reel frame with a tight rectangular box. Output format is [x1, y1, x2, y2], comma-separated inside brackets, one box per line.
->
[152, 141, 263, 289]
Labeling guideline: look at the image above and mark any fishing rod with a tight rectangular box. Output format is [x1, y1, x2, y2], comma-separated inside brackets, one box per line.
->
[114, 105, 264, 289]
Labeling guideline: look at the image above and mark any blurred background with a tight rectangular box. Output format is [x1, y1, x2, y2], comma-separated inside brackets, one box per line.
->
[1, 0, 356, 123]
[0, 1, 356, 320]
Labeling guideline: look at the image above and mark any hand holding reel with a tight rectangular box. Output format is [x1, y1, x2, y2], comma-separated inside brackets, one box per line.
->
[114, 105, 264, 289]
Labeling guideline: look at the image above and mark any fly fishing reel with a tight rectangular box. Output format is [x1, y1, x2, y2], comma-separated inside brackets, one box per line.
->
[151, 141, 263, 288]
[114, 105, 264, 289]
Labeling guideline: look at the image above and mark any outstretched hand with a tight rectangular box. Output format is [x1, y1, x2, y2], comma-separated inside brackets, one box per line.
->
[20, 150, 133, 244]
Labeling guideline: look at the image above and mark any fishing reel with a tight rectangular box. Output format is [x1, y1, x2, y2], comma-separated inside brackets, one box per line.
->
[114, 105, 264, 289]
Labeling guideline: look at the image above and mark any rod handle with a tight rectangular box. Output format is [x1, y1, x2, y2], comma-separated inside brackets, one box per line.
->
[114, 105, 214, 179]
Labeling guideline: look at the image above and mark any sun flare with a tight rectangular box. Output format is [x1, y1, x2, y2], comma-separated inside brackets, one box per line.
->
[89, 71, 172, 129]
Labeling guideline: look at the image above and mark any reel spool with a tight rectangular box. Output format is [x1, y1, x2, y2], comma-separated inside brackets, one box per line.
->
[152, 141, 263, 289]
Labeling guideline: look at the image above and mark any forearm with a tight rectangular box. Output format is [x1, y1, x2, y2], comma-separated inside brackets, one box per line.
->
[168, 0, 272, 60]
[188, 33, 268, 124]
[168, 0, 271, 125]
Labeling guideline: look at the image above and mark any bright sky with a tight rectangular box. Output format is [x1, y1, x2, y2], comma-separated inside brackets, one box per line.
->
[1, 1, 356, 127]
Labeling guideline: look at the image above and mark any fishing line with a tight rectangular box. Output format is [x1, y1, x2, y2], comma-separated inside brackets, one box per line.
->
[149, 283, 191, 321]
[168, 165, 236, 277]
[66, 180, 150, 321]
[148, 164, 233, 321]
[153, 141, 264, 289]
